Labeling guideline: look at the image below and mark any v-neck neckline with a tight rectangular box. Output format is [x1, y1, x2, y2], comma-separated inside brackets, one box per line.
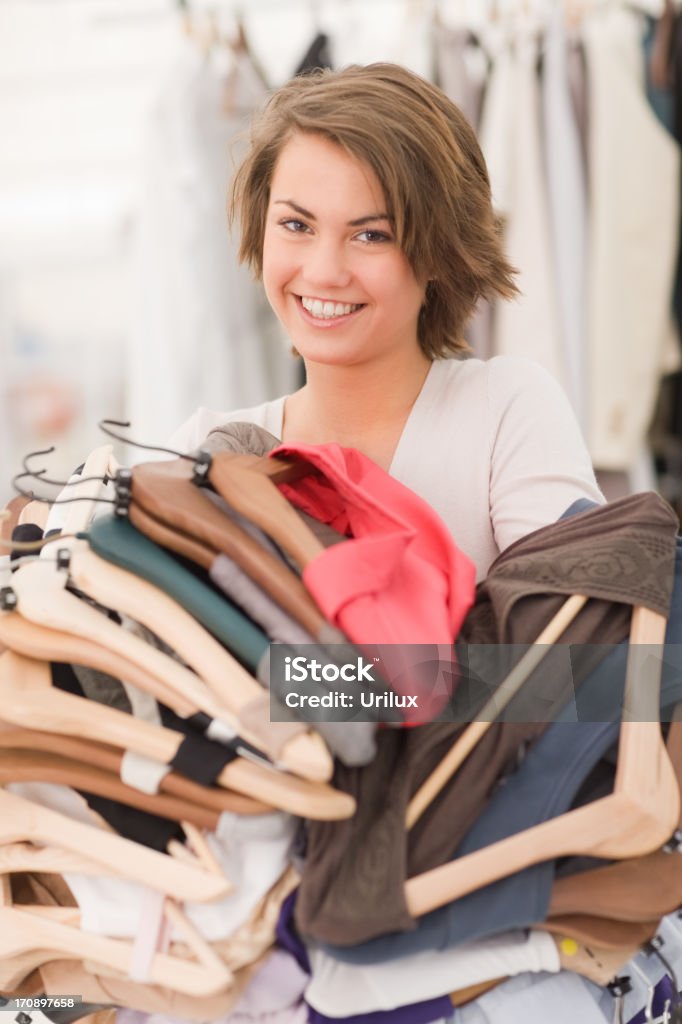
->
[274, 361, 438, 474]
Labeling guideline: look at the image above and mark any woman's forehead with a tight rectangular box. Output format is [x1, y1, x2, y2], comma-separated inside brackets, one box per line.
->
[269, 133, 389, 215]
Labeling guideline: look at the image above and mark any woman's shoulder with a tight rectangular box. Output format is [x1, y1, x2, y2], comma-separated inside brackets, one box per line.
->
[435, 353, 559, 381]
[429, 353, 561, 408]
[166, 395, 286, 453]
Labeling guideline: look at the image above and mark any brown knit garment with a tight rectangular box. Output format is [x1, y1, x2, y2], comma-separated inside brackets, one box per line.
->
[296, 493, 679, 946]
[295, 717, 544, 944]
[461, 492, 678, 648]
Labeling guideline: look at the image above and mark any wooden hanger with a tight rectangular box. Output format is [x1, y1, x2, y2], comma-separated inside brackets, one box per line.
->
[40, 444, 119, 542]
[18, 499, 50, 531]
[205, 452, 326, 570]
[0, 651, 355, 820]
[62, 540, 331, 783]
[10, 559, 237, 722]
[0, 713, 271, 816]
[0, 840, 128, 879]
[0, 748, 219, 830]
[0, 595, 196, 716]
[8, 557, 326, 780]
[129, 500, 216, 569]
[404, 606, 680, 917]
[1, 495, 31, 541]
[0, 814, 221, 887]
[128, 459, 329, 637]
[0, 897, 232, 997]
[406, 594, 588, 827]
[0, 780, 229, 904]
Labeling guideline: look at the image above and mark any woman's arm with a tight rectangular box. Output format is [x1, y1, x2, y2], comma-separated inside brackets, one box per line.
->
[487, 356, 605, 553]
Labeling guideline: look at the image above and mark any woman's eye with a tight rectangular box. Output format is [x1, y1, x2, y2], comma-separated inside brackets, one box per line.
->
[355, 229, 392, 244]
[280, 219, 310, 233]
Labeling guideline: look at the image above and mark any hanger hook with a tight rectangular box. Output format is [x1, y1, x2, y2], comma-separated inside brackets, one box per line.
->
[97, 419, 195, 462]
[18, 446, 114, 489]
[10, 468, 117, 509]
[22, 445, 56, 475]
[11, 468, 48, 503]
[20, 446, 80, 487]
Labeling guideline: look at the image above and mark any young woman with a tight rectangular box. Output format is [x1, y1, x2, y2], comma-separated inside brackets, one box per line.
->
[168, 62, 603, 581]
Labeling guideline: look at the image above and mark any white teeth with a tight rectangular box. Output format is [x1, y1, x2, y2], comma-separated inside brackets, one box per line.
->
[301, 297, 360, 319]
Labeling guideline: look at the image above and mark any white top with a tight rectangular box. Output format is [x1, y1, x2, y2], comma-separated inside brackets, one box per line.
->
[167, 355, 604, 581]
[305, 929, 559, 1015]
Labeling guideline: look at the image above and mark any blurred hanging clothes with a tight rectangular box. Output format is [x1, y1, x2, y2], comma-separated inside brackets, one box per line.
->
[434, 24, 488, 132]
[435, 24, 492, 359]
[583, 4, 680, 471]
[127, 29, 298, 444]
[328, 0, 433, 80]
[491, 20, 566, 392]
[475, 22, 515, 364]
[477, 22, 515, 225]
[542, 4, 588, 430]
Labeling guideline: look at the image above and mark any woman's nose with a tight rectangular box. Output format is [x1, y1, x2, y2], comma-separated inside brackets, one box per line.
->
[302, 239, 352, 290]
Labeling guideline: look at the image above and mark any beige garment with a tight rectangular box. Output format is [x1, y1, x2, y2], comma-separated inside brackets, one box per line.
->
[584, 6, 681, 469]
[493, 25, 565, 390]
[434, 25, 487, 131]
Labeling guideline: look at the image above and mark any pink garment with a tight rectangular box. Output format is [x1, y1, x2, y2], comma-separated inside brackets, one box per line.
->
[271, 443, 476, 720]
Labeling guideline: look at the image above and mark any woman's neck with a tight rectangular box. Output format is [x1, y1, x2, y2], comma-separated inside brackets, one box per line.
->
[282, 350, 432, 467]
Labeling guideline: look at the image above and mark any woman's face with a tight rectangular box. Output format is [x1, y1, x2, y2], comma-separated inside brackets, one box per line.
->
[262, 132, 426, 370]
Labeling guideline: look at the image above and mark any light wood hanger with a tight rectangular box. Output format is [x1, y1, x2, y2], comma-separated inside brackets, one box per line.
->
[48, 444, 119, 540]
[205, 452, 326, 570]
[0, 595, 196, 716]
[404, 606, 680, 917]
[0, 898, 232, 997]
[10, 559, 235, 721]
[406, 594, 588, 827]
[0, 781, 228, 904]
[1, 495, 31, 540]
[8, 558, 325, 780]
[18, 499, 50, 531]
[0, 713, 271, 816]
[63, 540, 331, 782]
[0, 841, 126, 879]
[0, 820, 221, 886]
[0, 651, 354, 820]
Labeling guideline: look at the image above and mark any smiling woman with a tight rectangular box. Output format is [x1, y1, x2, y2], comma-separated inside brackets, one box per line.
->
[262, 132, 427, 377]
[167, 63, 604, 580]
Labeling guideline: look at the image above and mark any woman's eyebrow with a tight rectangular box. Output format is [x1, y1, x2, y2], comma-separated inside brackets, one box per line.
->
[273, 199, 390, 227]
[348, 214, 391, 227]
[273, 199, 316, 219]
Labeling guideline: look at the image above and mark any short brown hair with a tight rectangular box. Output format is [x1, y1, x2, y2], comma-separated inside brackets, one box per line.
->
[230, 63, 518, 359]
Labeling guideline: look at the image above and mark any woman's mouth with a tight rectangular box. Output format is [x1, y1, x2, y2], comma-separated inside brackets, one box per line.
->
[297, 295, 365, 323]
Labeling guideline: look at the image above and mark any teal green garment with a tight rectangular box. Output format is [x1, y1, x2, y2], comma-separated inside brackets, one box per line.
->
[84, 514, 269, 671]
